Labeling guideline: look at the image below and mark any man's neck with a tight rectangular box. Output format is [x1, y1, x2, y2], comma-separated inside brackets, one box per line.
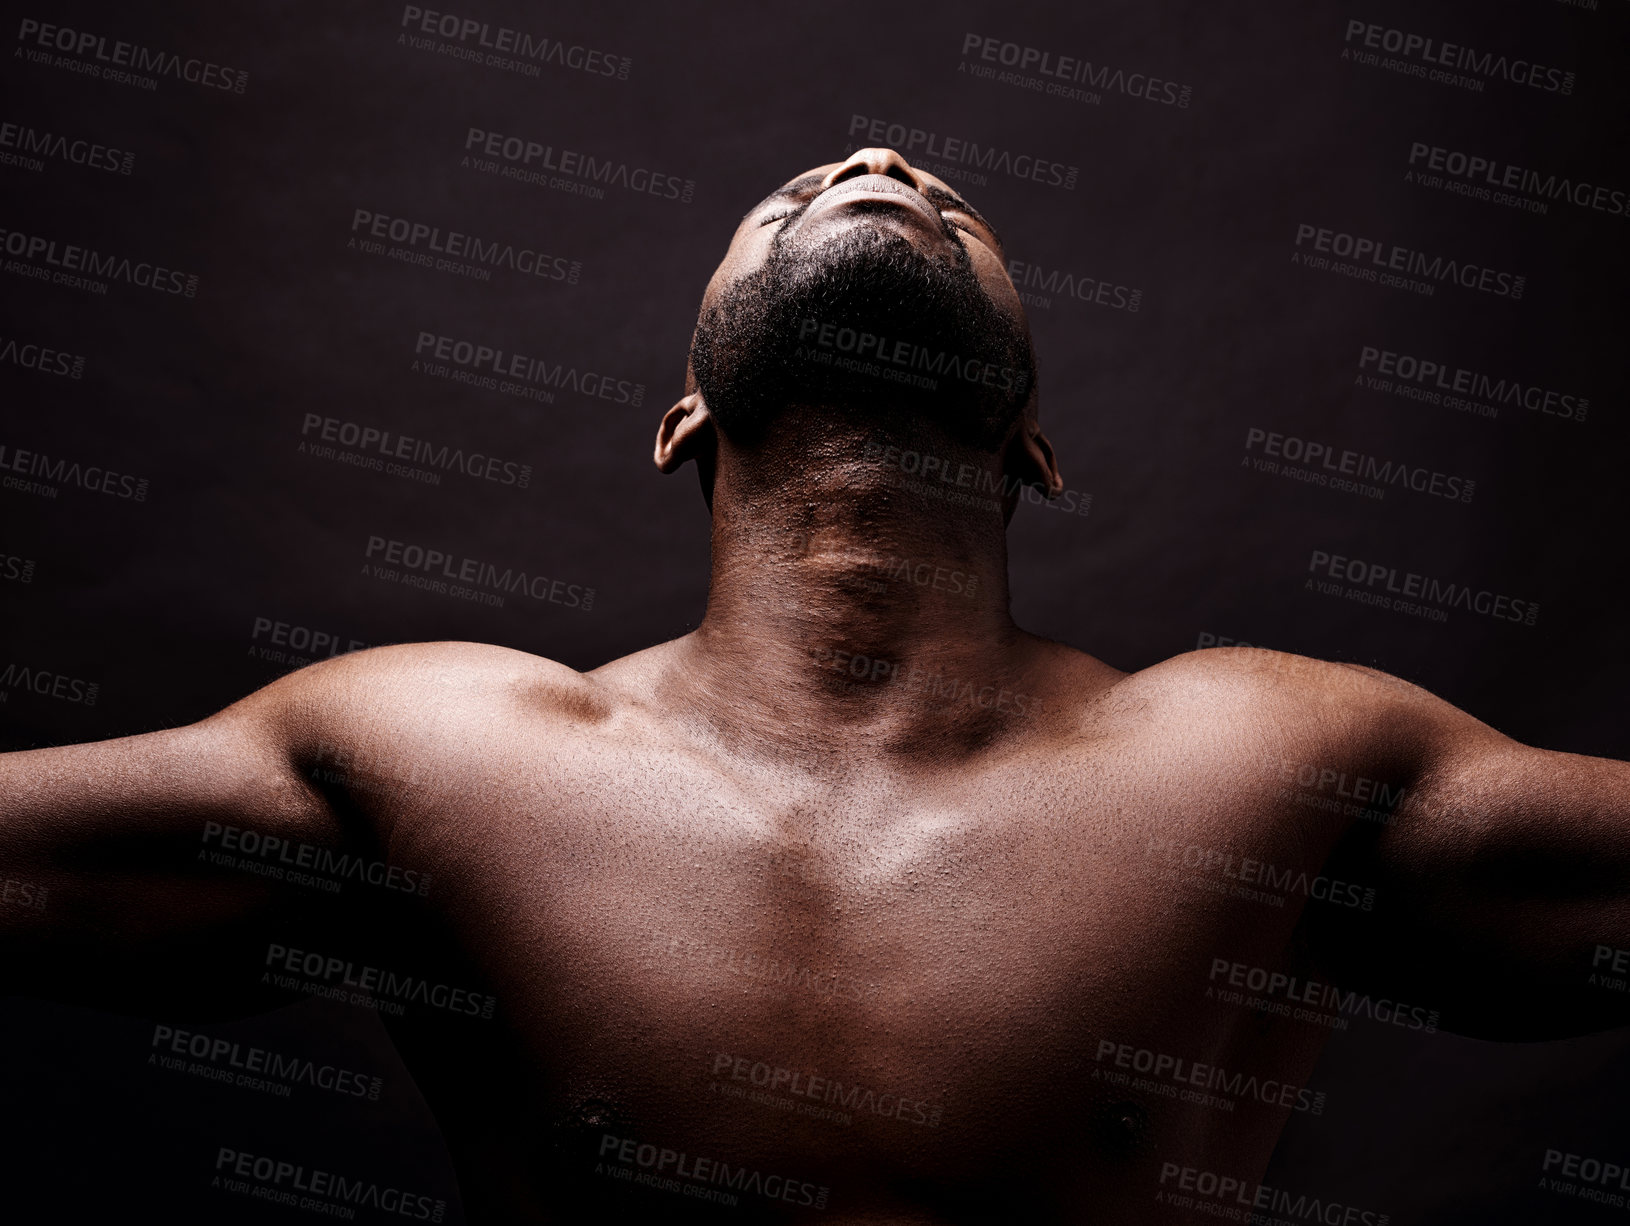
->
[670, 422, 1043, 762]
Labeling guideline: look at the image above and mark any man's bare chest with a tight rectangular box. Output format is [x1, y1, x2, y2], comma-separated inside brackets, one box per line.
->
[374, 738, 1349, 1210]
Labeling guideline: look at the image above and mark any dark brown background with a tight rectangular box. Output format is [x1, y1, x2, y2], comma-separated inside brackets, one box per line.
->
[2, 1, 1627, 1220]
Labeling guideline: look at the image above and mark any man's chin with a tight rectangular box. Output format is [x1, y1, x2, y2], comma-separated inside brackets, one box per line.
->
[692, 221, 1033, 450]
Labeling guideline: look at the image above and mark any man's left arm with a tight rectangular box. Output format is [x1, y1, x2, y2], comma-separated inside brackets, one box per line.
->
[1309, 673, 1630, 1040]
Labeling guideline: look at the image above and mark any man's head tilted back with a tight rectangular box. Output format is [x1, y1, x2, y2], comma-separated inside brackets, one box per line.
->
[653, 148, 1064, 521]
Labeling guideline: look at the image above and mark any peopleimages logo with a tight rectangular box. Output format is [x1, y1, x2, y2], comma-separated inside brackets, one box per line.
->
[248, 614, 369, 670]
[202, 819, 430, 897]
[0, 661, 98, 705]
[398, 5, 630, 80]
[0, 551, 35, 584]
[363, 535, 594, 612]
[1306, 549, 1539, 626]
[0, 334, 85, 378]
[649, 927, 878, 1005]
[1243, 426, 1475, 504]
[1156, 1164, 1391, 1225]
[810, 645, 1040, 717]
[710, 1052, 943, 1128]
[0, 441, 149, 501]
[413, 331, 644, 406]
[1147, 836, 1375, 911]
[1357, 345, 1587, 422]
[14, 18, 249, 93]
[1293, 222, 1523, 299]
[0, 225, 199, 297]
[300, 413, 532, 488]
[797, 317, 1030, 398]
[152, 1023, 383, 1101]
[0, 876, 46, 910]
[262, 942, 496, 1020]
[214, 1146, 446, 1221]
[1093, 1038, 1327, 1114]
[348, 208, 580, 284]
[959, 33, 1193, 107]
[0, 118, 134, 174]
[1341, 19, 1576, 94]
[1207, 958, 1439, 1033]
[863, 438, 1093, 518]
[1540, 1149, 1630, 1209]
[597, 1133, 829, 1211]
[1406, 142, 1628, 219]
[1006, 257, 1142, 313]
[846, 115, 1076, 190]
[463, 127, 693, 203]
[1267, 753, 1412, 827]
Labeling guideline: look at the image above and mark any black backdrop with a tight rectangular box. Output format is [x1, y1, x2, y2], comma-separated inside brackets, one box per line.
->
[2, 1, 1627, 1221]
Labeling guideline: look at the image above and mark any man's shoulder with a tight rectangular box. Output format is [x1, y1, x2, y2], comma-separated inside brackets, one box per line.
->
[1100, 646, 1431, 725]
[309, 638, 577, 677]
[1066, 647, 1462, 804]
[269, 639, 612, 729]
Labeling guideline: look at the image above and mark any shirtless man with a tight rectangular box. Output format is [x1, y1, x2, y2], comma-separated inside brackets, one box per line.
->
[3, 147, 1627, 1224]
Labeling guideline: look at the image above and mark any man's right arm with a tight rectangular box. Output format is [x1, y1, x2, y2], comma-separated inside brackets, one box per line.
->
[0, 673, 353, 1013]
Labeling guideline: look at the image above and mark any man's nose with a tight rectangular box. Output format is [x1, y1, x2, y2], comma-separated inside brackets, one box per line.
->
[821, 148, 926, 192]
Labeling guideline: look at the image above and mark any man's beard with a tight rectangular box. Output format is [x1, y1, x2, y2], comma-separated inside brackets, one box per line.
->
[688, 216, 1036, 451]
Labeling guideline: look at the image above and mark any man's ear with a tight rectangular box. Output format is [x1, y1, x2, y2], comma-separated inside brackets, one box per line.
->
[1005, 419, 1064, 499]
[654, 392, 717, 473]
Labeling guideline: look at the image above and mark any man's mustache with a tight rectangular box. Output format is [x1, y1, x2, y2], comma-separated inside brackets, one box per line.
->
[770, 199, 968, 262]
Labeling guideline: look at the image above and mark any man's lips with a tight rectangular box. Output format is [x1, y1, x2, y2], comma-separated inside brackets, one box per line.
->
[797, 174, 944, 231]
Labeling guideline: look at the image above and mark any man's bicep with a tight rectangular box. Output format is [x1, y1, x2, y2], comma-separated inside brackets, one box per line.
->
[0, 681, 349, 1009]
[1316, 693, 1630, 1038]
